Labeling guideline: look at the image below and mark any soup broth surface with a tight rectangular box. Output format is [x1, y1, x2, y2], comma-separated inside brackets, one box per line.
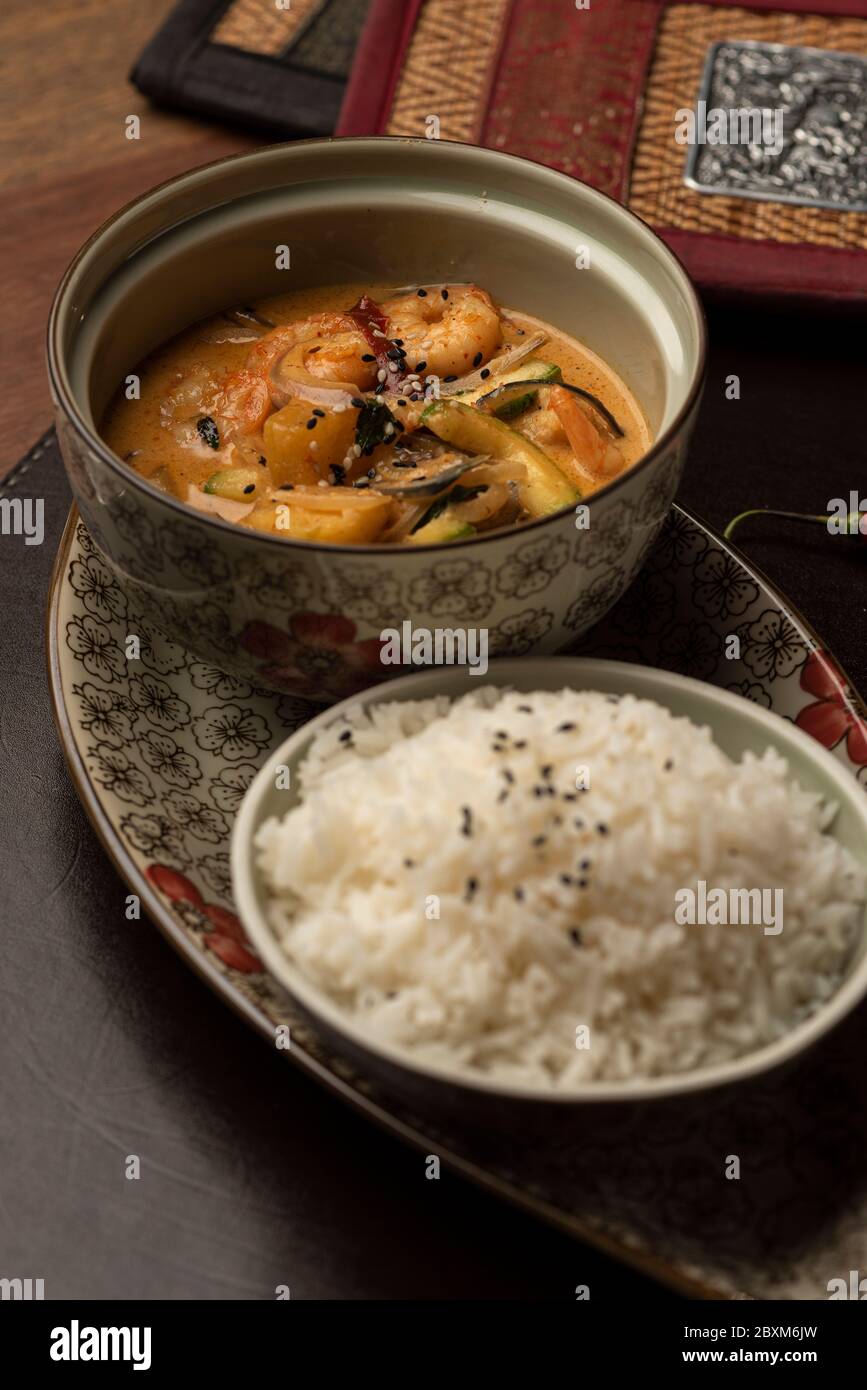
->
[102, 282, 651, 546]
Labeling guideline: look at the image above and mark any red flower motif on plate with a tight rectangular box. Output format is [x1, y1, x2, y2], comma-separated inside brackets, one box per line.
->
[794, 652, 867, 766]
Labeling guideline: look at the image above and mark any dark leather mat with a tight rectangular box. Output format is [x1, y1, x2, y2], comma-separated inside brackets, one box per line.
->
[2, 297, 864, 1298]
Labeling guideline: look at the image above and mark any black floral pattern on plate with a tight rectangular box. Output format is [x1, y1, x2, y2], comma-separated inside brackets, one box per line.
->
[73, 681, 137, 748]
[189, 663, 253, 702]
[191, 703, 272, 761]
[610, 567, 677, 640]
[652, 508, 709, 572]
[163, 790, 229, 845]
[725, 679, 773, 709]
[659, 618, 724, 681]
[692, 549, 760, 621]
[86, 744, 155, 807]
[69, 553, 128, 625]
[66, 615, 127, 683]
[736, 610, 810, 683]
[120, 811, 191, 866]
[128, 671, 192, 732]
[208, 764, 259, 814]
[138, 729, 203, 790]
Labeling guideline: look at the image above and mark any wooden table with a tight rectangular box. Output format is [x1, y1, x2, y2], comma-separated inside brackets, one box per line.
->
[0, 0, 256, 473]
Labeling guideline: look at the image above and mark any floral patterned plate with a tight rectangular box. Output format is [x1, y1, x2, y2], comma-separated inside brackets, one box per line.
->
[47, 504, 867, 1301]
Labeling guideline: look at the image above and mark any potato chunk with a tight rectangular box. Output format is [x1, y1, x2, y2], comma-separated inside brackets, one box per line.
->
[263, 401, 357, 487]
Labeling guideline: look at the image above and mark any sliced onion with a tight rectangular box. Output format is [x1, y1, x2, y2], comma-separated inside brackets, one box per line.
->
[267, 486, 386, 511]
[269, 353, 359, 410]
[185, 485, 254, 523]
[440, 332, 547, 396]
[462, 459, 527, 488]
[380, 501, 428, 542]
[451, 482, 508, 524]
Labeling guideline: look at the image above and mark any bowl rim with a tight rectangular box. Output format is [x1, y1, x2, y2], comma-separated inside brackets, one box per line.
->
[47, 135, 708, 556]
[231, 656, 867, 1105]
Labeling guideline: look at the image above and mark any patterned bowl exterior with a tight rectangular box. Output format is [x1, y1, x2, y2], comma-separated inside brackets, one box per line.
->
[49, 139, 704, 702]
[55, 412, 695, 703]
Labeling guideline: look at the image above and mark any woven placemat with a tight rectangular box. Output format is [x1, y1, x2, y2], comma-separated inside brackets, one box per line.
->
[629, 3, 867, 251]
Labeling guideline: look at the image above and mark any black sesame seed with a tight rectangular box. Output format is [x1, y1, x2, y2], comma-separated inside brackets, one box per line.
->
[480, 368, 491, 379]
[394, 338, 404, 346]
[258, 455, 267, 466]
[444, 374, 457, 382]
[579, 858, 591, 871]
[404, 858, 416, 868]
[442, 289, 449, 300]
[417, 288, 427, 297]
[574, 819, 585, 830]
[517, 704, 533, 713]
[242, 483, 255, 495]
[306, 418, 317, 430]
[541, 764, 553, 779]
[473, 352, 483, 367]
[596, 823, 609, 835]
[560, 874, 574, 886]
[397, 399, 408, 407]
[496, 730, 508, 740]
[569, 928, 582, 946]
[339, 730, 353, 744]
[514, 887, 524, 901]
[557, 721, 576, 732]
[461, 806, 473, 837]
[532, 835, 546, 848]
[279, 483, 294, 491]
[353, 479, 370, 489]
[387, 348, 401, 360]
[563, 792, 578, 802]
[497, 789, 509, 803]
[374, 383, 386, 395]
[361, 353, 375, 362]
[465, 876, 478, 901]
[415, 360, 428, 373]
[312, 408, 326, 418]
[533, 787, 545, 798]
[502, 769, 515, 784]
[664, 758, 674, 771]
[350, 397, 365, 408]
[578, 879, 588, 889]
[514, 740, 527, 750]
[367, 468, 376, 479]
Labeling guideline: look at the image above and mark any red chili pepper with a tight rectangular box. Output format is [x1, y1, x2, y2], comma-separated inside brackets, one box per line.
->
[346, 294, 406, 387]
[724, 508, 867, 542]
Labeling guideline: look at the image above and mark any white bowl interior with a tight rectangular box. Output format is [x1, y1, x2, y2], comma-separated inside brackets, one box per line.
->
[232, 657, 867, 1104]
[53, 140, 702, 445]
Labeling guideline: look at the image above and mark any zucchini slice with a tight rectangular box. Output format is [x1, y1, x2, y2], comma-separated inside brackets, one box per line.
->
[421, 399, 580, 516]
[459, 359, 561, 419]
[407, 511, 475, 544]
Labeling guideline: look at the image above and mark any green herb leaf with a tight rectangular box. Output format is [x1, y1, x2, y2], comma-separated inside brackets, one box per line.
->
[196, 416, 220, 450]
[355, 400, 399, 456]
[410, 484, 487, 535]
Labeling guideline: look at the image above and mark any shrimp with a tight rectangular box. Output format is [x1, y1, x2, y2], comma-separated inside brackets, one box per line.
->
[380, 285, 501, 379]
[245, 313, 377, 391]
[548, 386, 623, 481]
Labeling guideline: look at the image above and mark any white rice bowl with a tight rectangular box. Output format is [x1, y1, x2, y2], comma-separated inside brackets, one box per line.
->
[254, 688, 866, 1088]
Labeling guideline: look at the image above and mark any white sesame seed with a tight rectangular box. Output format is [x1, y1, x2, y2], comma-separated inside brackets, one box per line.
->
[377, 369, 387, 382]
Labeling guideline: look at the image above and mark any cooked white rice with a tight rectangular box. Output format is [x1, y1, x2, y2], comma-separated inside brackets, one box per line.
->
[254, 688, 866, 1087]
